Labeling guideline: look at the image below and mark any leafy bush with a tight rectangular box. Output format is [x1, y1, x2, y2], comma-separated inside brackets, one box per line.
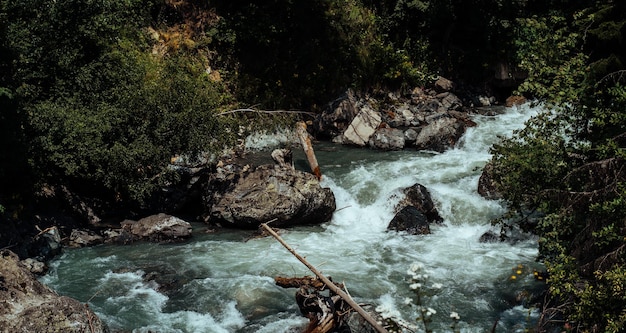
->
[1, 0, 236, 203]
[491, 2, 626, 331]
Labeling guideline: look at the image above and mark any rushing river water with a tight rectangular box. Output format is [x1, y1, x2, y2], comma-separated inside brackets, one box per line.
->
[42, 104, 546, 333]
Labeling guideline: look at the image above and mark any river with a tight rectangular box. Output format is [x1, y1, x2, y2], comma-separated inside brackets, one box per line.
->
[41, 103, 545, 333]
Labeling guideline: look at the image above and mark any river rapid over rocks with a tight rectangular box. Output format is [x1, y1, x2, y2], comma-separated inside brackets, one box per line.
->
[37, 102, 548, 333]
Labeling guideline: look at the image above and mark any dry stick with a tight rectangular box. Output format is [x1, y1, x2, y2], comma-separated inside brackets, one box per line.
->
[260, 223, 389, 333]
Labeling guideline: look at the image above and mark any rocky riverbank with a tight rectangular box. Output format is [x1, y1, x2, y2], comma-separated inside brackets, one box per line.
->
[0, 77, 526, 332]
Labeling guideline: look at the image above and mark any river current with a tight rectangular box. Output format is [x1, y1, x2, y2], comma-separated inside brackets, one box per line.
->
[41, 103, 545, 333]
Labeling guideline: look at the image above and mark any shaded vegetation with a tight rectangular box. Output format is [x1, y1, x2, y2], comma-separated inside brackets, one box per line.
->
[0, 1, 625, 331]
[491, 2, 626, 331]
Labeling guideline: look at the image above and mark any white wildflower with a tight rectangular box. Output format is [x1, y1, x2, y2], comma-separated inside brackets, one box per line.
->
[432, 282, 443, 289]
[426, 307, 437, 317]
[410, 282, 422, 290]
[410, 263, 423, 272]
[450, 311, 460, 320]
[403, 297, 413, 305]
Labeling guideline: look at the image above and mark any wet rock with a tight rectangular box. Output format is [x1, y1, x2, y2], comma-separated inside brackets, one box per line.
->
[479, 230, 500, 243]
[29, 226, 62, 261]
[505, 95, 527, 107]
[206, 164, 336, 228]
[439, 92, 463, 111]
[102, 228, 135, 244]
[403, 128, 419, 144]
[270, 148, 293, 168]
[122, 213, 192, 242]
[0, 250, 109, 333]
[344, 304, 384, 333]
[397, 183, 444, 224]
[388, 184, 443, 235]
[368, 127, 405, 150]
[388, 206, 431, 234]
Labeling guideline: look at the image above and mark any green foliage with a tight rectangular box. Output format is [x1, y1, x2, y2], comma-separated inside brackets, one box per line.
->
[514, 15, 587, 101]
[491, 2, 626, 331]
[1, 0, 237, 203]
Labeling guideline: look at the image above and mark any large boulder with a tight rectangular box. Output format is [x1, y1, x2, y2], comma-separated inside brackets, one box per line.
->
[398, 183, 444, 224]
[412, 113, 474, 152]
[342, 104, 382, 146]
[206, 164, 336, 228]
[313, 89, 361, 139]
[0, 250, 109, 333]
[388, 183, 443, 235]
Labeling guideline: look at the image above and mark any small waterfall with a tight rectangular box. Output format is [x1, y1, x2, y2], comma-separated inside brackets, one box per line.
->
[41, 104, 544, 333]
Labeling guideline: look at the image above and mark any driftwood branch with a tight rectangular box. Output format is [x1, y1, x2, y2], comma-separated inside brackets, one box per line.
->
[217, 108, 316, 116]
[260, 222, 389, 333]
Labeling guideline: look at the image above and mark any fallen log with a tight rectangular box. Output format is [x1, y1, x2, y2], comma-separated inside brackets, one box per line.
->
[261, 222, 389, 333]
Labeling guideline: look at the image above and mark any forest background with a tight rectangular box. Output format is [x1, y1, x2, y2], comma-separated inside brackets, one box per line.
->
[1, 0, 625, 331]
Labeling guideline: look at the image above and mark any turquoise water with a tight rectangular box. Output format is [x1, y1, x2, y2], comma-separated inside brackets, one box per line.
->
[41, 104, 546, 332]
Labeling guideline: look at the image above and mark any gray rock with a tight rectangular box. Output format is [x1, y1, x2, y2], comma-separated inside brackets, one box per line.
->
[369, 128, 405, 150]
[21, 258, 47, 275]
[67, 229, 104, 248]
[207, 164, 335, 228]
[434, 76, 455, 92]
[412, 114, 467, 152]
[0, 250, 109, 333]
[404, 128, 419, 143]
[313, 89, 360, 138]
[124, 213, 192, 242]
[342, 105, 382, 146]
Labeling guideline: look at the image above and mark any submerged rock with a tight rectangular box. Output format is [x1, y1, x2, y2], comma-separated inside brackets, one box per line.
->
[0, 250, 109, 333]
[206, 164, 336, 228]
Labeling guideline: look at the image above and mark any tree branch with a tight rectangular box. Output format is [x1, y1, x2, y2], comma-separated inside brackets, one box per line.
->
[260, 222, 389, 333]
[217, 108, 315, 116]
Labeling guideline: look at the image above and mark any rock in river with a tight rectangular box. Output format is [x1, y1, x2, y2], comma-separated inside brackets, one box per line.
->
[0, 250, 109, 333]
[206, 164, 336, 228]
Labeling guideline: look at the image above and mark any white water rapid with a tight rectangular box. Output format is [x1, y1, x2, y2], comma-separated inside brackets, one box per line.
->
[41, 103, 545, 333]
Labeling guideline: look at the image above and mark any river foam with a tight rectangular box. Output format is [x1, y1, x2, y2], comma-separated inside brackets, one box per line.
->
[42, 103, 544, 332]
